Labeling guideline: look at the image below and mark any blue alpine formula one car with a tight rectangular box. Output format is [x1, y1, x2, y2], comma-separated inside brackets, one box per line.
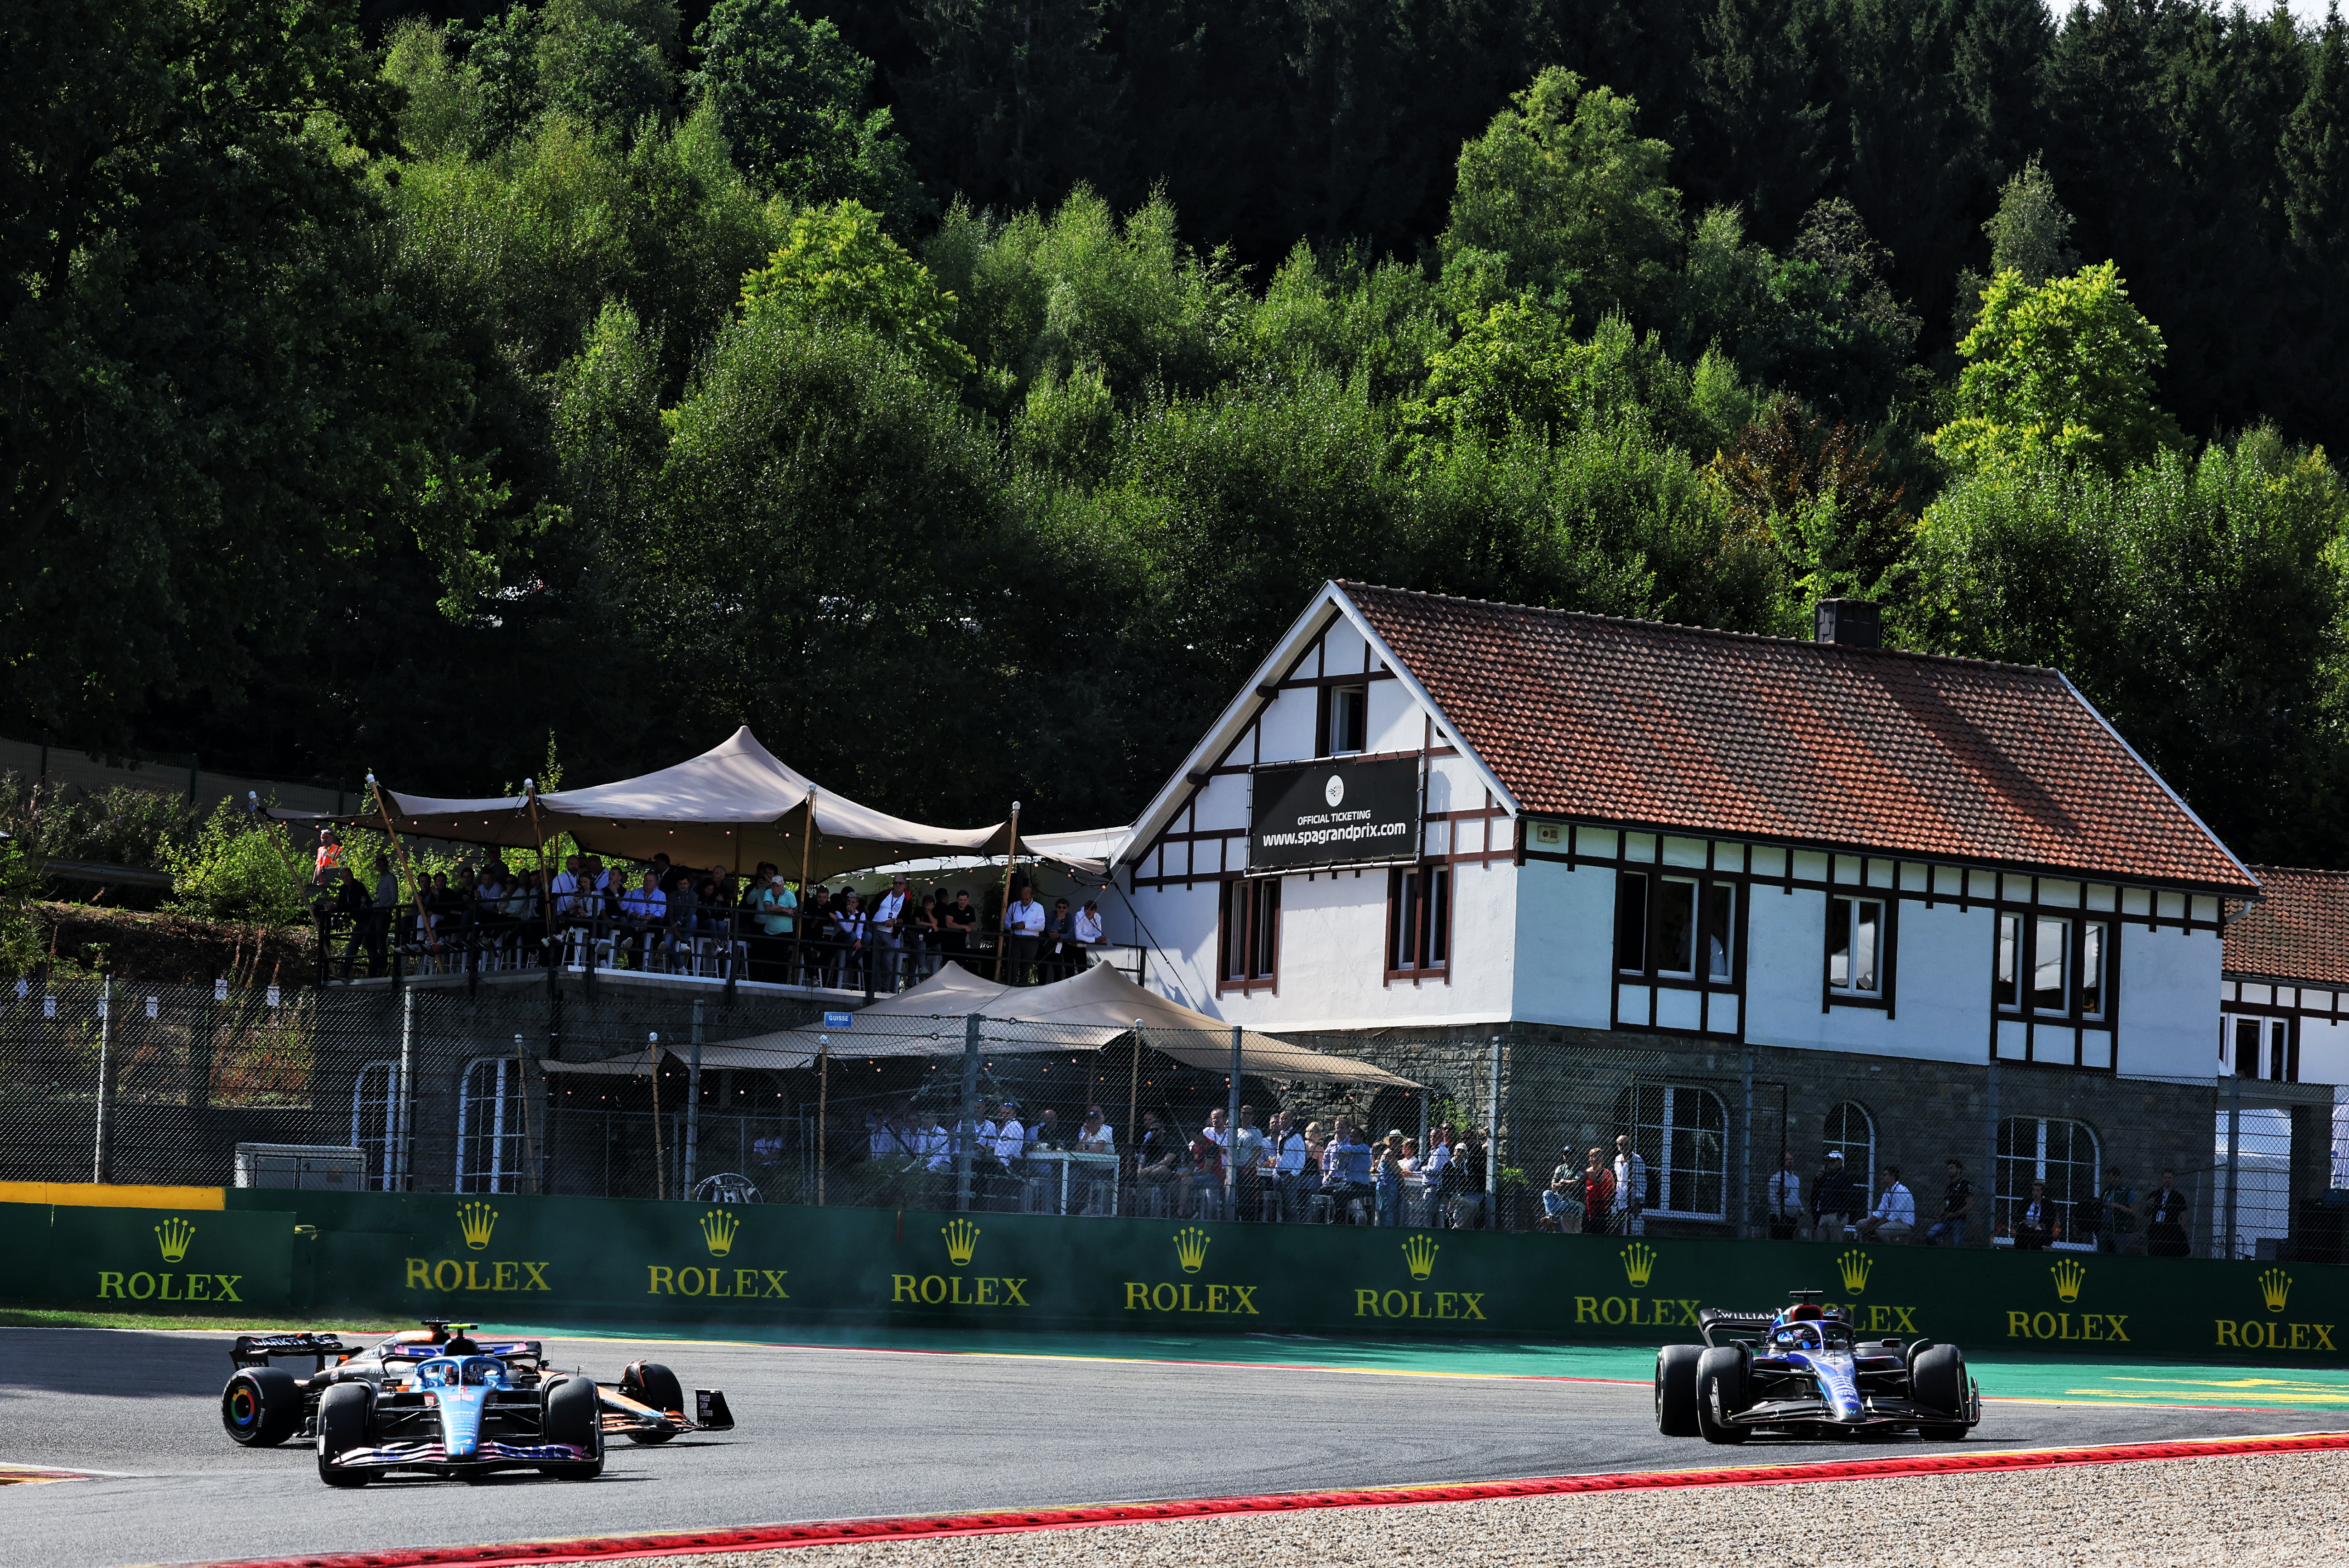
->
[1654, 1291, 1980, 1443]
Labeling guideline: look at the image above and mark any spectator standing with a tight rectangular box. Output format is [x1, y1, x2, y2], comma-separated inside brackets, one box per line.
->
[873, 876, 912, 991]
[913, 890, 943, 979]
[1074, 899, 1105, 963]
[1452, 1134, 1490, 1230]
[1764, 1151, 1804, 1240]
[1187, 1119, 1226, 1220]
[1075, 1105, 1114, 1214]
[2146, 1169, 2191, 1256]
[832, 892, 871, 988]
[1374, 1133, 1406, 1227]
[1925, 1159, 1973, 1247]
[1855, 1165, 1915, 1243]
[1812, 1150, 1861, 1239]
[324, 867, 370, 980]
[991, 1101, 1027, 1211]
[2093, 1166, 2137, 1254]
[1269, 1112, 1307, 1222]
[944, 891, 979, 968]
[1322, 1119, 1374, 1221]
[1138, 1110, 1182, 1217]
[313, 828, 344, 887]
[1004, 886, 1048, 984]
[1612, 1134, 1648, 1237]
[1232, 1106, 1268, 1220]
[1047, 897, 1076, 981]
[1579, 1147, 1616, 1235]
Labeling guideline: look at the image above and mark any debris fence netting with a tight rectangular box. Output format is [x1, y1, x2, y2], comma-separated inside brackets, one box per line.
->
[2, 971, 2341, 1263]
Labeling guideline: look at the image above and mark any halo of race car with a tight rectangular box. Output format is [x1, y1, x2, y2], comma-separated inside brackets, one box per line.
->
[220, 1320, 735, 1485]
[1654, 1290, 1980, 1443]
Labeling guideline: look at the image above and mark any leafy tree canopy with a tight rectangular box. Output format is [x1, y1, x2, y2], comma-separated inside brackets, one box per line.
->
[741, 200, 977, 377]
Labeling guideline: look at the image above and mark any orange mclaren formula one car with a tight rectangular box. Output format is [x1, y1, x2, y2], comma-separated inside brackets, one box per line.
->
[220, 1320, 734, 1484]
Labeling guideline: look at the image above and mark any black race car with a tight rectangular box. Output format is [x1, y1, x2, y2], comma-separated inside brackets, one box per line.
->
[1654, 1291, 1981, 1443]
[220, 1321, 734, 1484]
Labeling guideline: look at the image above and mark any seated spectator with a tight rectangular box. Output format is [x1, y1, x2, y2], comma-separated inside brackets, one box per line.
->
[1320, 1118, 1374, 1221]
[1137, 1110, 1182, 1217]
[619, 870, 667, 963]
[1540, 1175, 1574, 1231]
[2012, 1180, 2059, 1250]
[1812, 1150, 1862, 1239]
[1855, 1164, 1915, 1243]
[1374, 1132, 1406, 1227]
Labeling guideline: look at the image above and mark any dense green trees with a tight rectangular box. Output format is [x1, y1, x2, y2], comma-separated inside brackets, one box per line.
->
[13, 0, 2349, 869]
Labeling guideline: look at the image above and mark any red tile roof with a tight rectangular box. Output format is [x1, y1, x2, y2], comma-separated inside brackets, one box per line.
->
[2225, 867, 2349, 983]
[1341, 582, 2253, 891]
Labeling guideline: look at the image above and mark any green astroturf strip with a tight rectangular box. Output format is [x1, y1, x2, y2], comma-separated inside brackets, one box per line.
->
[463, 1320, 2349, 1409]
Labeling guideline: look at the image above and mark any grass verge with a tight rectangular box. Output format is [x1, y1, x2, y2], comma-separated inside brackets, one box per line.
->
[0, 1306, 407, 1332]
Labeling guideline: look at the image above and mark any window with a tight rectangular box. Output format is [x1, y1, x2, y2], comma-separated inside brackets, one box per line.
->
[1822, 1101, 1876, 1207]
[352, 1061, 400, 1191]
[1321, 683, 1368, 755]
[1995, 1116, 2099, 1242]
[1995, 913, 2111, 1022]
[456, 1057, 526, 1194]
[1612, 1084, 1729, 1220]
[2224, 1014, 2295, 1081]
[1218, 878, 1280, 992]
[1617, 872, 1739, 984]
[1827, 896, 1884, 997]
[1387, 864, 1450, 977]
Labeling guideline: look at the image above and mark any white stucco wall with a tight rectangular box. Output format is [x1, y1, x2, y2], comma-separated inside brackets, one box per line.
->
[1743, 889, 1992, 1063]
[2120, 924, 2224, 1079]
[1510, 860, 1615, 1029]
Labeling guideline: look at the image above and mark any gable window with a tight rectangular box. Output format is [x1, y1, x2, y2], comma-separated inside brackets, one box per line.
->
[1320, 683, 1368, 755]
[2224, 1014, 2294, 1081]
[1218, 877, 1280, 993]
[1387, 864, 1451, 979]
[1615, 868, 1743, 1035]
[456, 1057, 526, 1194]
[1826, 896, 1885, 998]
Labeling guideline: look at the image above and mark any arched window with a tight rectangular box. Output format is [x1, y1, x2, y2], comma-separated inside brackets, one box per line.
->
[1613, 1084, 1729, 1220]
[1997, 1117, 2100, 1242]
[352, 1061, 400, 1191]
[1823, 1102, 1877, 1207]
[456, 1057, 526, 1194]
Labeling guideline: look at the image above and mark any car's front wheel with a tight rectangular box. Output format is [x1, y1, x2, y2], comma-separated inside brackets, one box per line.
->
[315, 1382, 374, 1488]
[1695, 1346, 1751, 1445]
[619, 1361, 684, 1445]
[1655, 1345, 1703, 1437]
[540, 1375, 604, 1480]
[1910, 1344, 1969, 1438]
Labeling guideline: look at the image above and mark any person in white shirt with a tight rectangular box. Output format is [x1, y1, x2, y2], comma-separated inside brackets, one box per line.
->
[1005, 887, 1048, 984]
[1765, 1151, 1804, 1240]
[1856, 1164, 1916, 1242]
[873, 877, 912, 992]
[1073, 900, 1105, 945]
[991, 1101, 1026, 1209]
[550, 857, 582, 923]
[1231, 1106, 1269, 1221]
[1075, 1106, 1115, 1214]
[1269, 1113, 1309, 1221]
[1613, 1134, 1649, 1236]
[619, 871, 667, 965]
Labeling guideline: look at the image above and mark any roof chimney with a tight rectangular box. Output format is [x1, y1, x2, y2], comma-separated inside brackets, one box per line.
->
[1814, 599, 1881, 650]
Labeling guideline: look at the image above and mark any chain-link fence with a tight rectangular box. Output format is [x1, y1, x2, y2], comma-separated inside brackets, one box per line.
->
[5, 971, 2342, 1263]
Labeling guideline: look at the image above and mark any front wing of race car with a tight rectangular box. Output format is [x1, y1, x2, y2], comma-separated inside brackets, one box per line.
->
[1714, 1385, 1983, 1433]
[598, 1383, 735, 1439]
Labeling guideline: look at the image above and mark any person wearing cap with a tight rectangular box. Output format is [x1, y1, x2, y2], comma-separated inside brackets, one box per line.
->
[1813, 1148, 1863, 1240]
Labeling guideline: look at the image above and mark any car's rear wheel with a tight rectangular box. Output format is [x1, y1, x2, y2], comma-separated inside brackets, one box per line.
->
[620, 1361, 684, 1445]
[315, 1382, 374, 1487]
[1911, 1344, 1968, 1438]
[540, 1374, 604, 1480]
[1654, 1345, 1703, 1437]
[1695, 1346, 1751, 1445]
[223, 1368, 303, 1447]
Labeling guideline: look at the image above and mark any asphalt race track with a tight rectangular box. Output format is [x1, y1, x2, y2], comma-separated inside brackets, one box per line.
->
[4, 1327, 2344, 1568]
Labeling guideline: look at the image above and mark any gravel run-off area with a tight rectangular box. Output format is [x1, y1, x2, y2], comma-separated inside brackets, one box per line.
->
[594, 1449, 2349, 1568]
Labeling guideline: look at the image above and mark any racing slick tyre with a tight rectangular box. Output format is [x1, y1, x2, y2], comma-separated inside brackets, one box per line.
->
[315, 1381, 375, 1487]
[222, 1368, 303, 1447]
[540, 1374, 605, 1480]
[1695, 1346, 1752, 1445]
[620, 1361, 685, 1445]
[1655, 1345, 1703, 1437]
[1910, 1344, 1969, 1438]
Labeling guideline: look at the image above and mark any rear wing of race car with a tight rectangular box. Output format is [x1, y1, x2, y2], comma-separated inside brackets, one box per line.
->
[230, 1333, 348, 1372]
[1695, 1309, 1778, 1349]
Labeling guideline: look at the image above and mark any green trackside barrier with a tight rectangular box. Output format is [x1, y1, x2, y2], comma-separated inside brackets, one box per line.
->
[2, 1201, 297, 1311]
[202, 1188, 2349, 1364]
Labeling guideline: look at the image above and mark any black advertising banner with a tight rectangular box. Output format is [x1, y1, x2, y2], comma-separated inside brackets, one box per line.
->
[1249, 756, 1421, 871]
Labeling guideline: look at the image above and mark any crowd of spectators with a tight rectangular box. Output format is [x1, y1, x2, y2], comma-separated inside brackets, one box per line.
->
[310, 828, 1108, 991]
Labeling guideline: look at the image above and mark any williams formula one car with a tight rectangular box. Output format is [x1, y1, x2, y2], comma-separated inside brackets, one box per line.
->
[1654, 1291, 1981, 1443]
[219, 1321, 735, 1485]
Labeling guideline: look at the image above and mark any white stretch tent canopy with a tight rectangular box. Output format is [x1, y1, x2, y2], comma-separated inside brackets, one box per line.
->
[298, 727, 1094, 879]
[542, 961, 1419, 1088]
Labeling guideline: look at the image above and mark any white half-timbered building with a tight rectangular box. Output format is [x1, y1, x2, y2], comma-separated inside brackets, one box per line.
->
[1114, 581, 2258, 1080]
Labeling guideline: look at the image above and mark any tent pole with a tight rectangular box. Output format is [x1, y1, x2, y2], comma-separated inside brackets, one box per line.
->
[525, 783, 557, 965]
[816, 1036, 830, 1206]
[648, 1032, 666, 1202]
[1126, 1018, 1142, 1218]
[368, 774, 426, 923]
[992, 802, 1023, 982]
[791, 788, 814, 988]
[957, 1014, 979, 1212]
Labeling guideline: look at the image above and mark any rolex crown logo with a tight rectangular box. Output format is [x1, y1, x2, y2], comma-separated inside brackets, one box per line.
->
[153, 1216, 196, 1264]
[457, 1201, 498, 1251]
[941, 1217, 981, 1266]
[1620, 1241, 1658, 1289]
[2050, 1256, 2086, 1304]
[2260, 1267, 2293, 1313]
[700, 1208, 739, 1258]
[1172, 1226, 1211, 1274]
[1837, 1250, 1873, 1295]
[1401, 1234, 1439, 1281]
